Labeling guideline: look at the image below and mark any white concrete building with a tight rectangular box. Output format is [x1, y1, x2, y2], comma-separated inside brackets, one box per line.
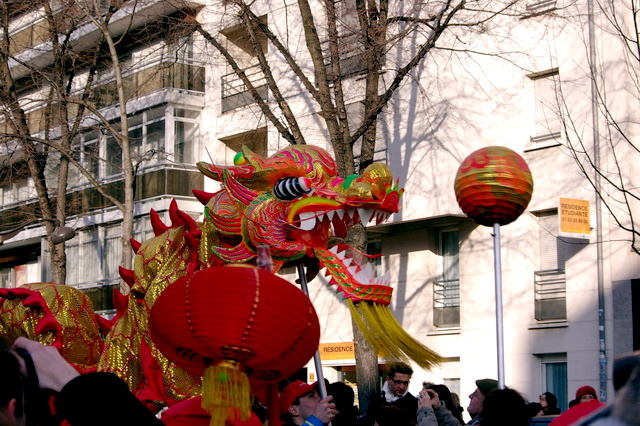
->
[1, 0, 638, 419]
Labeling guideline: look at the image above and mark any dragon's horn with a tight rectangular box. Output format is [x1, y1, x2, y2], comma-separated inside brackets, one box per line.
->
[193, 189, 215, 205]
[150, 210, 169, 236]
[130, 238, 142, 253]
[119, 266, 135, 288]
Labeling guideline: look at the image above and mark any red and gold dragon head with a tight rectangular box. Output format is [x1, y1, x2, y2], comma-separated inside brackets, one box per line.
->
[197, 144, 403, 304]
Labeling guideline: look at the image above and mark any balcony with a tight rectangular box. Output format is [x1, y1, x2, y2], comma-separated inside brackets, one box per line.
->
[534, 269, 566, 321]
[221, 64, 268, 113]
[76, 281, 119, 314]
[24, 62, 204, 134]
[433, 278, 460, 328]
[8, 0, 205, 80]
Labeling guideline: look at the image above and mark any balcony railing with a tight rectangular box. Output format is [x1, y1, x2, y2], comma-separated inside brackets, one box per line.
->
[23, 62, 204, 134]
[433, 278, 460, 328]
[534, 268, 566, 321]
[76, 281, 119, 314]
[221, 64, 268, 112]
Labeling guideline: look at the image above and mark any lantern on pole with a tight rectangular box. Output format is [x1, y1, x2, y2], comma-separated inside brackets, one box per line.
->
[454, 146, 533, 388]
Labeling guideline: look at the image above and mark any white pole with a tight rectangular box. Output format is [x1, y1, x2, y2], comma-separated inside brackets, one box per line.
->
[297, 263, 329, 399]
[492, 223, 505, 388]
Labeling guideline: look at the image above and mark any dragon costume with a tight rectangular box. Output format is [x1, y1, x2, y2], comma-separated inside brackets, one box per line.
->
[0, 144, 441, 408]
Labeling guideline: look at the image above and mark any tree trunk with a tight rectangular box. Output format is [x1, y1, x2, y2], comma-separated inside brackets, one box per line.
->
[352, 307, 379, 414]
[346, 222, 379, 412]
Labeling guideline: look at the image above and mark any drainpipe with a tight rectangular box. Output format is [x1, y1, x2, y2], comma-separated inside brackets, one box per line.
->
[587, 0, 607, 402]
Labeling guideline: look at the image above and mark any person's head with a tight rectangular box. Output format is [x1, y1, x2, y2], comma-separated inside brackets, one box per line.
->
[327, 381, 354, 414]
[427, 384, 464, 425]
[575, 386, 598, 403]
[0, 337, 25, 426]
[482, 388, 529, 426]
[280, 380, 321, 424]
[467, 378, 498, 419]
[386, 362, 413, 397]
[451, 392, 464, 415]
[540, 391, 558, 412]
[373, 405, 414, 426]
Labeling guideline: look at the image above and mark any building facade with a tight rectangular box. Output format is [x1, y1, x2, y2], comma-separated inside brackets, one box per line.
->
[1, 0, 639, 418]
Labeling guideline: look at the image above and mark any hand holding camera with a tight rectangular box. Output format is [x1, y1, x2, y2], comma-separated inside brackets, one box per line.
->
[418, 388, 442, 410]
[13, 337, 80, 392]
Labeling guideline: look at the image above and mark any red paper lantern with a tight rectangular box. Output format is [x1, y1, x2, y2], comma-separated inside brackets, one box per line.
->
[149, 265, 320, 426]
[454, 146, 533, 226]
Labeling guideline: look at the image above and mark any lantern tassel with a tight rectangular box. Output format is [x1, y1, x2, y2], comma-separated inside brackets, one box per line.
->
[202, 361, 251, 426]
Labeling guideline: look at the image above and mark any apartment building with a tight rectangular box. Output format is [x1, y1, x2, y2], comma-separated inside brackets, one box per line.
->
[1, 0, 638, 416]
[0, 0, 207, 311]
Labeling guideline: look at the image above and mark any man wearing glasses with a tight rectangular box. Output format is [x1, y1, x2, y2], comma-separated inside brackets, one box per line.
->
[364, 362, 418, 425]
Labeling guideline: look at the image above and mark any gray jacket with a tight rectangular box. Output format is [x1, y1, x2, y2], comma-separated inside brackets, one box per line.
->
[417, 402, 462, 426]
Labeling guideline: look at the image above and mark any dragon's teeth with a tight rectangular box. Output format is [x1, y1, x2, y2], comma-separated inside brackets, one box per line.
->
[362, 263, 374, 279]
[343, 258, 353, 267]
[346, 209, 355, 219]
[299, 212, 316, 230]
[336, 249, 346, 260]
[336, 209, 345, 220]
[347, 265, 358, 276]
[357, 208, 374, 226]
[329, 246, 339, 254]
[326, 210, 335, 221]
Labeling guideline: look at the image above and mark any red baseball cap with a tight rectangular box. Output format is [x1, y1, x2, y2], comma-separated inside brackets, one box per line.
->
[279, 380, 317, 416]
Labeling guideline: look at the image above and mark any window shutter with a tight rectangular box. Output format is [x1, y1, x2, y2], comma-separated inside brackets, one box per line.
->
[534, 73, 561, 136]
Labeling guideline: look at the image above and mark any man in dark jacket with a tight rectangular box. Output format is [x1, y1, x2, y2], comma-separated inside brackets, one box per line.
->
[364, 362, 418, 425]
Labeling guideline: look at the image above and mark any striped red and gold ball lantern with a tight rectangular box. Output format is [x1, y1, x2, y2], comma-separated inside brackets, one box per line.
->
[454, 146, 533, 226]
[149, 265, 320, 426]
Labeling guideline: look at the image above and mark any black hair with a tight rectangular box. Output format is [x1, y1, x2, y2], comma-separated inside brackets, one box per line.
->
[0, 336, 23, 417]
[427, 384, 465, 425]
[542, 391, 560, 414]
[482, 388, 529, 426]
[374, 405, 415, 426]
[387, 362, 413, 379]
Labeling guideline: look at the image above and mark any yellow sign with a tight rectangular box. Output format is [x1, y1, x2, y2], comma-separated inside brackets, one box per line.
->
[318, 342, 355, 360]
[559, 198, 590, 235]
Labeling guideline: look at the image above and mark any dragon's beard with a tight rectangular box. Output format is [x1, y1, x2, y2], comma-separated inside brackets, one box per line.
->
[314, 244, 392, 305]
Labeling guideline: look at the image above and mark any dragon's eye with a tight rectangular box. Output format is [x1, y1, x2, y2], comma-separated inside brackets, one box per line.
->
[273, 177, 311, 200]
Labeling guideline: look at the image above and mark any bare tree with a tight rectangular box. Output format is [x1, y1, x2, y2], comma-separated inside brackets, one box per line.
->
[557, 0, 640, 255]
[195, 0, 521, 410]
[0, 0, 196, 286]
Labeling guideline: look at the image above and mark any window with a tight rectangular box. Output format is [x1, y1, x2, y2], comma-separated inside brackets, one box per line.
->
[530, 70, 561, 143]
[129, 106, 166, 166]
[0, 176, 32, 206]
[534, 211, 566, 321]
[220, 19, 268, 112]
[441, 357, 461, 396]
[173, 108, 200, 164]
[0, 267, 11, 288]
[434, 229, 460, 328]
[220, 128, 267, 165]
[522, 0, 557, 18]
[367, 240, 383, 277]
[540, 353, 568, 411]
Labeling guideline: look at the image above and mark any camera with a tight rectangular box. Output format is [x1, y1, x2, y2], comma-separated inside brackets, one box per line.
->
[14, 348, 56, 425]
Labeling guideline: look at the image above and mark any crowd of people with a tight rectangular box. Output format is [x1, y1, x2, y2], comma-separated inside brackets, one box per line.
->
[1, 337, 639, 426]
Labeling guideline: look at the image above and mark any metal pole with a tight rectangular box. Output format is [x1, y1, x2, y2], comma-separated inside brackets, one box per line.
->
[587, 0, 607, 402]
[297, 263, 329, 399]
[492, 223, 505, 388]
